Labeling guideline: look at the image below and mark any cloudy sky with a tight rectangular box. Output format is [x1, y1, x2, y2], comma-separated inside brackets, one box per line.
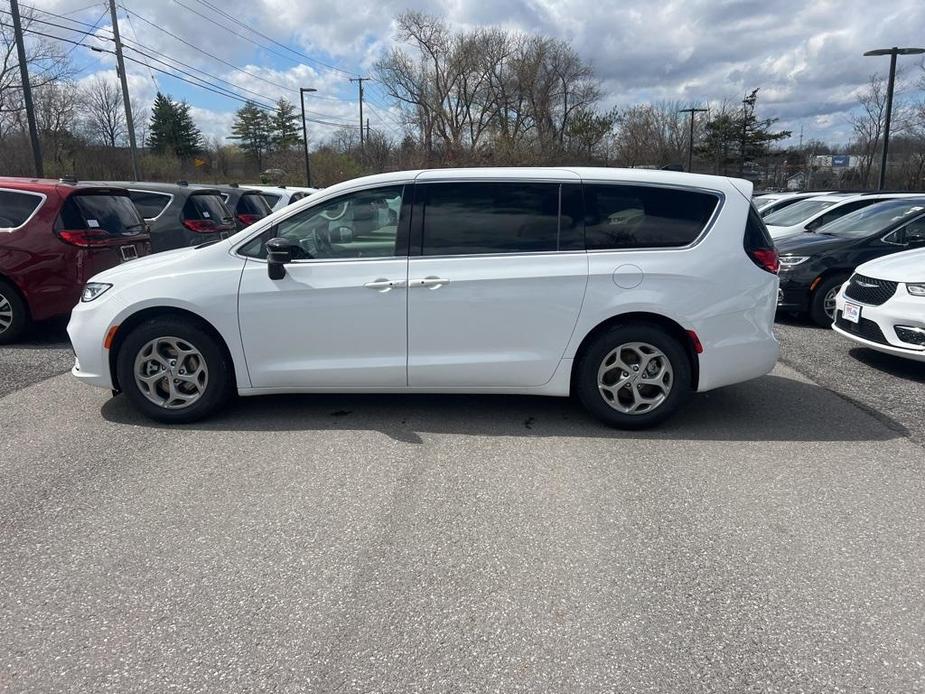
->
[27, 0, 925, 146]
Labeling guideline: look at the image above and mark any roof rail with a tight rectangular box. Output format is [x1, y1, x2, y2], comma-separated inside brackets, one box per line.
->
[58, 175, 78, 185]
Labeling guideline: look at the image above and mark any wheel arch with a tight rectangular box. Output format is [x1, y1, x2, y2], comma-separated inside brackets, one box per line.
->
[570, 311, 700, 391]
[108, 306, 237, 392]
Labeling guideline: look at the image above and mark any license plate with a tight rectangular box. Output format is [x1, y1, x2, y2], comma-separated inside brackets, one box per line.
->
[120, 245, 138, 262]
[843, 301, 861, 324]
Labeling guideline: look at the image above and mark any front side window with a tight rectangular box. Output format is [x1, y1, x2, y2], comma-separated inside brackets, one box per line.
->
[584, 184, 718, 249]
[420, 182, 559, 256]
[239, 185, 404, 260]
[0, 190, 43, 229]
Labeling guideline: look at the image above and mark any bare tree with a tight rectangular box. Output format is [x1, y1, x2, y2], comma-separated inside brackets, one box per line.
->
[80, 76, 127, 147]
[848, 72, 912, 186]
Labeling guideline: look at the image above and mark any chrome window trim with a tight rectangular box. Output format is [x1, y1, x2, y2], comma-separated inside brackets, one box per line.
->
[0, 188, 47, 233]
[231, 178, 725, 261]
[127, 189, 174, 222]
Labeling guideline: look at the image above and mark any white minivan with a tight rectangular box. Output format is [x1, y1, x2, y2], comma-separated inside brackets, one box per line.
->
[68, 168, 780, 429]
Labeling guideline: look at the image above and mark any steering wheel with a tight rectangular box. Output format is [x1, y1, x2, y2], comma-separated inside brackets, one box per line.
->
[321, 201, 349, 222]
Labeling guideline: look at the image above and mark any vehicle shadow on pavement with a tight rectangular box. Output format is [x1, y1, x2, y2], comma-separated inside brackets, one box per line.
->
[100, 373, 909, 443]
[848, 347, 925, 383]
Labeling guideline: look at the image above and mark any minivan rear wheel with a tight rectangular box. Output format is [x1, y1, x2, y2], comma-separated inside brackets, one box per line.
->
[115, 318, 233, 423]
[0, 280, 29, 345]
[575, 323, 692, 429]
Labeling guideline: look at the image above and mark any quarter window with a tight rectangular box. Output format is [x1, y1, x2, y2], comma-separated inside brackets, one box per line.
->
[420, 182, 559, 256]
[584, 184, 718, 249]
[0, 190, 43, 229]
[128, 190, 171, 219]
[238, 186, 404, 260]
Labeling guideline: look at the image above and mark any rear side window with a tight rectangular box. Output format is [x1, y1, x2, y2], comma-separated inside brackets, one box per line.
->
[129, 190, 171, 219]
[421, 182, 559, 255]
[583, 184, 718, 249]
[237, 193, 271, 217]
[0, 190, 43, 229]
[183, 194, 232, 225]
[58, 193, 145, 235]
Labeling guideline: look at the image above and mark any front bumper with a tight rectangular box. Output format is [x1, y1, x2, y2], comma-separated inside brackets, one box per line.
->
[833, 284, 925, 362]
[67, 303, 115, 389]
[776, 270, 815, 313]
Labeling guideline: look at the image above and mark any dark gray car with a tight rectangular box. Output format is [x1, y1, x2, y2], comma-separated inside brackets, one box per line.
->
[113, 181, 235, 253]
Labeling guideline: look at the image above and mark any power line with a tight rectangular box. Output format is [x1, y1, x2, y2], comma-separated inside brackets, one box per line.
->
[17, 2, 113, 34]
[63, 6, 108, 57]
[188, 0, 357, 78]
[121, 7, 158, 91]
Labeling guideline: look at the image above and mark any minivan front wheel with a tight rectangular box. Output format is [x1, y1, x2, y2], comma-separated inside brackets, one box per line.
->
[116, 318, 232, 423]
[576, 324, 691, 429]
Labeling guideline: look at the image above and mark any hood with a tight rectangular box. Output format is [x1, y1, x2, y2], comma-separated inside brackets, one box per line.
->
[856, 248, 925, 283]
[775, 232, 849, 256]
[89, 244, 212, 283]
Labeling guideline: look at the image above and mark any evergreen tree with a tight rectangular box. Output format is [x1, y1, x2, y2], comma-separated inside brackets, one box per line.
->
[146, 92, 203, 157]
[270, 98, 302, 150]
[173, 100, 203, 157]
[231, 101, 272, 168]
[698, 88, 790, 175]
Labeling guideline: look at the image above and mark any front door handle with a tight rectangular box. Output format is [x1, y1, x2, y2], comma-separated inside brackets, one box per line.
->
[364, 278, 405, 292]
[411, 276, 450, 289]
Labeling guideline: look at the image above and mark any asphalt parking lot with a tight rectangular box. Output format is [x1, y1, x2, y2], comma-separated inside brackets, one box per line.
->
[1, 319, 923, 692]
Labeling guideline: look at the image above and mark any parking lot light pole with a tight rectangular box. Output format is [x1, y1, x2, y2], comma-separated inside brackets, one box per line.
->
[299, 88, 317, 187]
[679, 106, 708, 172]
[863, 47, 925, 190]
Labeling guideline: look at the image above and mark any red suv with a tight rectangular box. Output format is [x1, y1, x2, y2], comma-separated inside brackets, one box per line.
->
[0, 177, 150, 343]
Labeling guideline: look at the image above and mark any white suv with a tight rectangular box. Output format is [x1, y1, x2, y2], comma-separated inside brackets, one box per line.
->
[68, 167, 780, 429]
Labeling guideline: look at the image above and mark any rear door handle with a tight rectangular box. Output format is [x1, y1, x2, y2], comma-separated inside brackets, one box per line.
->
[364, 278, 405, 292]
[411, 276, 450, 289]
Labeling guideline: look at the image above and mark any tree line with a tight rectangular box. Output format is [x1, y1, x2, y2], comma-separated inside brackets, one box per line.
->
[2, 7, 925, 190]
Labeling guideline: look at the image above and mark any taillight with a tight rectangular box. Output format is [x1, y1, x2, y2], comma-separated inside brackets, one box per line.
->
[56, 229, 111, 248]
[236, 213, 260, 227]
[182, 218, 217, 233]
[749, 248, 780, 275]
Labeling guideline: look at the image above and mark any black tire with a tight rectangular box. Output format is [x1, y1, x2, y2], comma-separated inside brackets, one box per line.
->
[810, 275, 848, 328]
[575, 323, 692, 430]
[115, 318, 233, 423]
[0, 279, 29, 345]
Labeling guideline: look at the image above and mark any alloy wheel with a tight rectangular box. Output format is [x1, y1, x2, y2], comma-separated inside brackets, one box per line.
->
[133, 336, 209, 409]
[824, 285, 841, 320]
[0, 292, 12, 334]
[597, 342, 674, 414]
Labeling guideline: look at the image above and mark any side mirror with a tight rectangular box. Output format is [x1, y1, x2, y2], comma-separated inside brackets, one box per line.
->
[266, 237, 297, 280]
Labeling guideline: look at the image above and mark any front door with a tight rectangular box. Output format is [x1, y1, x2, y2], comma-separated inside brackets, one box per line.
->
[237, 185, 409, 388]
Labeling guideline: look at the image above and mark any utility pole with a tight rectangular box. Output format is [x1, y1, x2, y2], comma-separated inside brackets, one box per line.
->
[678, 107, 707, 173]
[350, 77, 370, 148]
[108, 0, 139, 181]
[10, 0, 43, 177]
[299, 87, 317, 187]
[366, 118, 370, 143]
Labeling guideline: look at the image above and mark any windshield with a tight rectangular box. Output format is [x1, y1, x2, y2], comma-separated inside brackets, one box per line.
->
[817, 200, 925, 239]
[764, 199, 835, 227]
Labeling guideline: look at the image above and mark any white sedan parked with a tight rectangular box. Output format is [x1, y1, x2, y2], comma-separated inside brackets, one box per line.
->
[833, 247, 925, 362]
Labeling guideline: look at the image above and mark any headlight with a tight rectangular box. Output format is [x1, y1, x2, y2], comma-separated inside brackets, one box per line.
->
[779, 256, 810, 267]
[81, 282, 112, 302]
[907, 283, 925, 297]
